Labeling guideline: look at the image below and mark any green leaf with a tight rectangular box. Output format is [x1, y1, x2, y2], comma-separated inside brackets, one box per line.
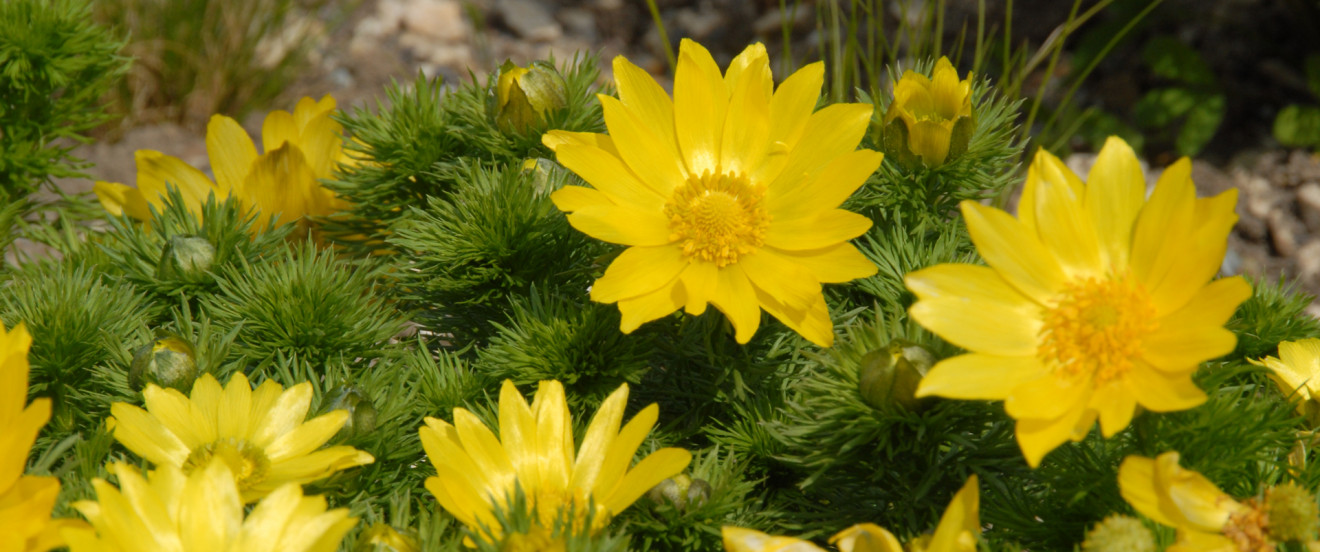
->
[1142, 36, 1216, 86]
[1274, 104, 1320, 147]
[1175, 93, 1225, 156]
[1133, 87, 1199, 128]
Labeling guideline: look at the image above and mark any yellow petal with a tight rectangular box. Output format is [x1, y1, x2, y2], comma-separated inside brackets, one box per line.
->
[108, 403, 191, 466]
[1142, 277, 1249, 370]
[753, 283, 833, 347]
[296, 114, 346, 181]
[1129, 158, 1197, 312]
[420, 418, 499, 498]
[179, 461, 242, 550]
[532, 380, 573, 493]
[723, 43, 772, 99]
[570, 383, 628, 492]
[542, 130, 618, 154]
[916, 353, 1048, 401]
[135, 150, 217, 216]
[1032, 161, 1103, 278]
[554, 143, 665, 210]
[724, 527, 828, 552]
[1015, 400, 1090, 467]
[565, 204, 673, 246]
[599, 94, 687, 196]
[708, 264, 761, 343]
[763, 209, 872, 250]
[93, 181, 153, 220]
[249, 382, 313, 449]
[1154, 452, 1241, 532]
[206, 115, 258, 197]
[764, 61, 824, 175]
[1084, 137, 1146, 270]
[1127, 363, 1206, 412]
[591, 245, 688, 303]
[262, 109, 299, 153]
[907, 119, 953, 165]
[719, 48, 772, 177]
[550, 185, 613, 212]
[218, 372, 254, 440]
[767, 149, 884, 220]
[612, 56, 684, 170]
[592, 403, 658, 499]
[1091, 381, 1137, 437]
[141, 385, 213, 449]
[771, 243, 877, 284]
[1119, 455, 1181, 527]
[739, 249, 823, 314]
[905, 264, 1042, 356]
[673, 39, 727, 176]
[1005, 374, 1090, 420]
[618, 279, 686, 333]
[830, 523, 904, 552]
[960, 201, 1066, 303]
[679, 260, 718, 314]
[453, 409, 514, 479]
[241, 144, 317, 229]
[765, 103, 872, 192]
[1146, 188, 1239, 315]
[0, 398, 47, 491]
[1019, 148, 1084, 235]
[599, 448, 691, 515]
[263, 410, 348, 461]
[496, 380, 541, 492]
[927, 475, 980, 552]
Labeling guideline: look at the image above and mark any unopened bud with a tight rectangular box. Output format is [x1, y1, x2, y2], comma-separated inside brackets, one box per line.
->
[648, 473, 712, 511]
[354, 523, 420, 552]
[128, 336, 198, 392]
[858, 339, 934, 413]
[323, 386, 378, 439]
[490, 60, 568, 134]
[1266, 481, 1319, 542]
[156, 235, 216, 283]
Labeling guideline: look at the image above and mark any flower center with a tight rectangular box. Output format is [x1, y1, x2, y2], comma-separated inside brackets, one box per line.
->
[1038, 274, 1157, 385]
[1223, 499, 1273, 552]
[182, 437, 271, 490]
[664, 171, 770, 267]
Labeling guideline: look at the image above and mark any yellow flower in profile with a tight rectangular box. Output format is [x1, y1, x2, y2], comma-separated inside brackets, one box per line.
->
[94, 95, 352, 234]
[544, 38, 882, 347]
[0, 321, 83, 551]
[882, 57, 974, 167]
[1119, 452, 1268, 552]
[723, 476, 979, 552]
[419, 380, 691, 544]
[107, 372, 374, 502]
[61, 461, 357, 552]
[1249, 338, 1320, 424]
[907, 136, 1249, 467]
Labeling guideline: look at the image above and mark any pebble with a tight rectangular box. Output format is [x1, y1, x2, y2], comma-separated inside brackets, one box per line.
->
[402, 0, 469, 42]
[497, 0, 563, 42]
[1269, 208, 1306, 258]
[1297, 241, 1320, 283]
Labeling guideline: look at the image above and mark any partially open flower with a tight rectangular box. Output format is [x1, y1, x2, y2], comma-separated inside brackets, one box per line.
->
[1119, 452, 1269, 552]
[490, 60, 568, 134]
[882, 57, 975, 168]
[1250, 338, 1320, 425]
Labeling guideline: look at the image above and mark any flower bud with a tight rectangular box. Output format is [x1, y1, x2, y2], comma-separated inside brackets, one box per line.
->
[647, 473, 712, 510]
[858, 339, 935, 413]
[156, 235, 216, 283]
[881, 57, 975, 168]
[490, 60, 568, 134]
[1266, 481, 1319, 542]
[354, 523, 420, 552]
[1081, 515, 1156, 552]
[323, 385, 378, 439]
[128, 335, 198, 392]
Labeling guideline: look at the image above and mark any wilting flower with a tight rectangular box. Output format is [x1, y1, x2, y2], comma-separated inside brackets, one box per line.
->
[907, 137, 1249, 467]
[544, 38, 881, 347]
[94, 95, 351, 234]
[1119, 452, 1268, 552]
[722, 476, 979, 552]
[1250, 338, 1320, 424]
[490, 60, 568, 133]
[61, 461, 357, 552]
[107, 372, 374, 502]
[419, 380, 691, 544]
[882, 56, 974, 167]
[0, 321, 83, 551]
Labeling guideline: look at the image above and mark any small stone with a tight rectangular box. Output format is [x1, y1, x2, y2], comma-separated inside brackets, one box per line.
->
[1268, 208, 1306, 258]
[556, 7, 596, 42]
[675, 7, 723, 40]
[754, 6, 813, 36]
[497, 0, 562, 42]
[1287, 150, 1320, 187]
[1298, 183, 1320, 232]
[1192, 160, 1235, 198]
[402, 0, 468, 43]
[1296, 241, 1320, 283]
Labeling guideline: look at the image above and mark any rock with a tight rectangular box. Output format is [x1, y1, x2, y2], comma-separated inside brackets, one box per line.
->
[1298, 183, 1320, 233]
[1269, 208, 1306, 258]
[1191, 160, 1235, 198]
[497, 0, 562, 42]
[754, 6, 814, 37]
[557, 7, 597, 43]
[1287, 149, 1320, 187]
[675, 7, 723, 41]
[402, 0, 468, 43]
[1297, 240, 1320, 283]
[1238, 171, 1282, 220]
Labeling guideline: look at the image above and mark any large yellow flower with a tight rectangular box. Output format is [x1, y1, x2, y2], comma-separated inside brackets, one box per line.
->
[1249, 338, 1320, 424]
[0, 321, 82, 551]
[420, 380, 691, 544]
[722, 475, 979, 552]
[94, 95, 351, 234]
[107, 372, 374, 502]
[544, 39, 882, 347]
[1119, 452, 1265, 552]
[61, 461, 357, 552]
[883, 56, 974, 167]
[907, 136, 1250, 467]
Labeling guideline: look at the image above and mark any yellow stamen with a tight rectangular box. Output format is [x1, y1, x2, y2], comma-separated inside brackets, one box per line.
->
[1038, 274, 1157, 384]
[1223, 498, 1273, 552]
[665, 171, 770, 267]
[182, 437, 271, 491]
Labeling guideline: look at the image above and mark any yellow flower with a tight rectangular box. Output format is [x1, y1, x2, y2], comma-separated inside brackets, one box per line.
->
[0, 321, 83, 551]
[907, 137, 1249, 467]
[544, 39, 881, 347]
[61, 461, 357, 552]
[1119, 452, 1268, 552]
[723, 476, 979, 552]
[419, 380, 691, 544]
[93, 95, 351, 234]
[107, 372, 374, 502]
[882, 57, 974, 167]
[1249, 338, 1320, 424]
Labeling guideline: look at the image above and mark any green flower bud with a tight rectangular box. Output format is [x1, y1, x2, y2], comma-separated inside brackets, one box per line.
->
[1081, 515, 1156, 552]
[156, 235, 216, 283]
[647, 473, 712, 511]
[355, 523, 420, 552]
[858, 339, 935, 413]
[128, 335, 198, 392]
[490, 60, 568, 134]
[1267, 481, 1320, 542]
[323, 386, 378, 439]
